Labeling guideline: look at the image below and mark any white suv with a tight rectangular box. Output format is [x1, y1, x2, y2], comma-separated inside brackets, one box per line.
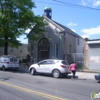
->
[29, 59, 71, 78]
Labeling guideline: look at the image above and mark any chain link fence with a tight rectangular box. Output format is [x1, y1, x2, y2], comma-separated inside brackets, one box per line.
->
[65, 53, 84, 71]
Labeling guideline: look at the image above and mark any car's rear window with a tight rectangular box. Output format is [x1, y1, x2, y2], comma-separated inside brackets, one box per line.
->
[14, 58, 19, 63]
[10, 58, 13, 62]
[61, 61, 69, 65]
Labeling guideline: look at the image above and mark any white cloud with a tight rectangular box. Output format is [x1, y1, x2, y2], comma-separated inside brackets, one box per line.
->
[81, 0, 100, 7]
[82, 25, 100, 34]
[67, 22, 77, 26]
[81, 34, 90, 38]
[81, 25, 100, 38]
[93, 0, 100, 7]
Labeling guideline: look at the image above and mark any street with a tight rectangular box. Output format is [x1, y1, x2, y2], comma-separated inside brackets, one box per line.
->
[0, 69, 99, 100]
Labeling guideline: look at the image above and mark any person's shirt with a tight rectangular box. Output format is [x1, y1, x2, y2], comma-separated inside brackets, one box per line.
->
[70, 63, 76, 71]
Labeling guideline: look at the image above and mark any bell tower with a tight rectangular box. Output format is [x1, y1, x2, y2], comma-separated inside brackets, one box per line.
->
[44, 6, 52, 19]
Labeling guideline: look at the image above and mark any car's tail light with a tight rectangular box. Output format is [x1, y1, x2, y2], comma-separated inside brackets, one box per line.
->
[6, 62, 9, 64]
[60, 65, 66, 68]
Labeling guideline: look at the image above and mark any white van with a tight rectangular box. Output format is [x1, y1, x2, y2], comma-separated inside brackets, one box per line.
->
[0, 55, 19, 71]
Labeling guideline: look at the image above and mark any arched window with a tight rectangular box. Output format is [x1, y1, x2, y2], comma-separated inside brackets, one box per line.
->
[38, 38, 50, 46]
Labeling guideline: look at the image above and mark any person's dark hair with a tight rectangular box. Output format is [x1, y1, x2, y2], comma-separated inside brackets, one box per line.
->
[72, 62, 74, 63]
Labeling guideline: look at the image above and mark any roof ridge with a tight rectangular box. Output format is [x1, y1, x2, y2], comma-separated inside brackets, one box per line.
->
[44, 16, 65, 32]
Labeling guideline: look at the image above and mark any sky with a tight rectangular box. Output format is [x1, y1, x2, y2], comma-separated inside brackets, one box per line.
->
[18, 0, 100, 44]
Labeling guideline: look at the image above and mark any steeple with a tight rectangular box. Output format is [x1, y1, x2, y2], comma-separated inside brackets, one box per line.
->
[44, 6, 52, 19]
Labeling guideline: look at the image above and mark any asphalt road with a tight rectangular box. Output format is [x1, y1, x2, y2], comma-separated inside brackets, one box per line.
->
[0, 69, 99, 100]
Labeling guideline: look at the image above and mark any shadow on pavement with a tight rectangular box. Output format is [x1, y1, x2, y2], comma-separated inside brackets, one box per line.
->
[0, 68, 29, 74]
[61, 75, 87, 80]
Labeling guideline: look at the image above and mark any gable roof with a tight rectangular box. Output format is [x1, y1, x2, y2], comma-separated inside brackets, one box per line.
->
[54, 21, 82, 38]
[28, 15, 83, 39]
[44, 15, 82, 38]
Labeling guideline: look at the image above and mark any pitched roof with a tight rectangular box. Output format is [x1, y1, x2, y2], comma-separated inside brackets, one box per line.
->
[53, 21, 82, 38]
[44, 16, 82, 38]
[28, 15, 83, 39]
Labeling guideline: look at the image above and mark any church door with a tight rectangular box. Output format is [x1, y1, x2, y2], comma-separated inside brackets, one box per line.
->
[38, 38, 50, 61]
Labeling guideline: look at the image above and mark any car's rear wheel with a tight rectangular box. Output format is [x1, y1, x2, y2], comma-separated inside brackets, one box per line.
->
[30, 68, 36, 75]
[52, 69, 60, 78]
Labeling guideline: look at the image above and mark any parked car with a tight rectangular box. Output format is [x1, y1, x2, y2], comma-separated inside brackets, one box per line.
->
[29, 59, 71, 78]
[0, 55, 19, 71]
[95, 72, 100, 82]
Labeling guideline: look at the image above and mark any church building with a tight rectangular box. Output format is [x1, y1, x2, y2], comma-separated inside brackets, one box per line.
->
[28, 6, 84, 64]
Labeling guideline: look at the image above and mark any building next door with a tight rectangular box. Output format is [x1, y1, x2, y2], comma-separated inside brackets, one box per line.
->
[38, 37, 50, 61]
[88, 44, 100, 70]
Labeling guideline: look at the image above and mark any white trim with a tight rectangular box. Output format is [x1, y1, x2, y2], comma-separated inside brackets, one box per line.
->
[87, 41, 100, 44]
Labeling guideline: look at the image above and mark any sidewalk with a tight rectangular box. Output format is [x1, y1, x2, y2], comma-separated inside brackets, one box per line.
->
[75, 72, 96, 80]
[74, 68, 100, 80]
[73, 68, 99, 80]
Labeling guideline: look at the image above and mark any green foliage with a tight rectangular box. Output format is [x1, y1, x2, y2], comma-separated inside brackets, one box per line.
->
[28, 16, 46, 41]
[0, 0, 45, 54]
[76, 64, 84, 71]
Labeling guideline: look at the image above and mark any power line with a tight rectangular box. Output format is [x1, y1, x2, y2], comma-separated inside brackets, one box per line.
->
[33, 0, 66, 6]
[33, 0, 100, 11]
[53, 0, 100, 11]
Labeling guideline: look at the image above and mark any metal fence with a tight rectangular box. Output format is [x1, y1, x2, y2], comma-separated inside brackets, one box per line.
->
[65, 53, 84, 70]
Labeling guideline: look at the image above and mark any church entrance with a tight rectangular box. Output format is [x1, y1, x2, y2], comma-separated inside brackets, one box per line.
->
[38, 38, 50, 61]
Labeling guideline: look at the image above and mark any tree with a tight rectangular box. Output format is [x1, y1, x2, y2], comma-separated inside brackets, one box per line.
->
[0, 0, 45, 55]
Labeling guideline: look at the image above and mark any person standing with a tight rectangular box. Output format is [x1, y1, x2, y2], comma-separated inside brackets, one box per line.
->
[70, 62, 76, 79]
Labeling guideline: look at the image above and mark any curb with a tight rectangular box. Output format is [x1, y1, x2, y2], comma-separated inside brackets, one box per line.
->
[81, 70, 99, 73]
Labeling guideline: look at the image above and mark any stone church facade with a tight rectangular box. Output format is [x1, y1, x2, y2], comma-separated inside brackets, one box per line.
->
[28, 7, 84, 64]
